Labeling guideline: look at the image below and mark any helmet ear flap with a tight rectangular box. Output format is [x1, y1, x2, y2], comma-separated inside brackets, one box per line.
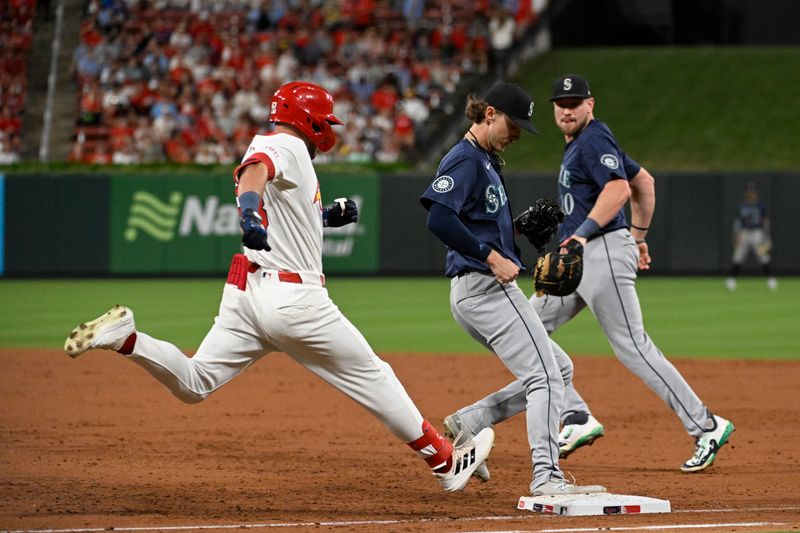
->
[314, 120, 336, 152]
[269, 81, 341, 152]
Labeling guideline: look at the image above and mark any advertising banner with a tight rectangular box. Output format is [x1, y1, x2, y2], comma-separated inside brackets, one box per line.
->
[110, 172, 379, 274]
[111, 174, 241, 273]
[317, 172, 379, 273]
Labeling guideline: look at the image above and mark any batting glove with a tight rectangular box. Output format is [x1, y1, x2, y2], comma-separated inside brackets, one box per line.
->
[240, 208, 271, 251]
[324, 198, 359, 228]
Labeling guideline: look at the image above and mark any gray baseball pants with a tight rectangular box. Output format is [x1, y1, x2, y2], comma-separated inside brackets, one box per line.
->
[450, 272, 573, 489]
[451, 229, 710, 442]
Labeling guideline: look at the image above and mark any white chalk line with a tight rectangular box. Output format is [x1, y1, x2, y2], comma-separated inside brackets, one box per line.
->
[5, 505, 799, 533]
[462, 523, 788, 533]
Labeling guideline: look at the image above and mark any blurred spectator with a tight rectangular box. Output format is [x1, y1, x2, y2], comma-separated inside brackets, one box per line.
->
[0, 0, 36, 163]
[0, 136, 20, 164]
[488, 7, 516, 75]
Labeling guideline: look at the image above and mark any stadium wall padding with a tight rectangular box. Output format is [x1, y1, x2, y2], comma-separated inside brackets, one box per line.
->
[2, 171, 797, 276]
[4, 174, 110, 275]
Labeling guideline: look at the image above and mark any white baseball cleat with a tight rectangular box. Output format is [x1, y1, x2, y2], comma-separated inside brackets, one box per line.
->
[64, 305, 135, 358]
[725, 277, 737, 291]
[435, 427, 494, 493]
[767, 277, 778, 291]
[681, 414, 735, 473]
[443, 413, 491, 482]
[531, 477, 607, 496]
[559, 414, 605, 459]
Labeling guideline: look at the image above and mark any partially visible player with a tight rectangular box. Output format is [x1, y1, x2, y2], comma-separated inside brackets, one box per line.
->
[441, 75, 735, 474]
[421, 81, 605, 496]
[726, 182, 776, 291]
[64, 81, 494, 494]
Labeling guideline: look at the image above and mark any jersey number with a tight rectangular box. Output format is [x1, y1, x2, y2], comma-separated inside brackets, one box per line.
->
[561, 192, 574, 215]
[558, 166, 573, 215]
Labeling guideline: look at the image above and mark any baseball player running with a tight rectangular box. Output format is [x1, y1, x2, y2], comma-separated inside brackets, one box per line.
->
[421, 82, 605, 496]
[64, 81, 494, 494]
[726, 182, 776, 291]
[442, 75, 735, 474]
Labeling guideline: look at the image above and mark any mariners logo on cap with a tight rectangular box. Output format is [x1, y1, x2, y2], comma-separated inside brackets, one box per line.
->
[432, 175, 455, 193]
[600, 154, 619, 169]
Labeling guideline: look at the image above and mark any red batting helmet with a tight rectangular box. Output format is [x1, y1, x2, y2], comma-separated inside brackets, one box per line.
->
[269, 81, 342, 152]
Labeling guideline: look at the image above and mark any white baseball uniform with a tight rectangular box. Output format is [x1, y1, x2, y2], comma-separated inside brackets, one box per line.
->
[124, 132, 429, 445]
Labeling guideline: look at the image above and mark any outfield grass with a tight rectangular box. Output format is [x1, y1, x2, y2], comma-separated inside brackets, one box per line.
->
[506, 47, 800, 172]
[1, 277, 797, 359]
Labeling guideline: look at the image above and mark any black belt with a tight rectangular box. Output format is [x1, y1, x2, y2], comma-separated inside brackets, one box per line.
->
[455, 270, 490, 278]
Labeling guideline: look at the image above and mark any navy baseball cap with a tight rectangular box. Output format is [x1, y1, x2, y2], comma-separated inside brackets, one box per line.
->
[484, 82, 539, 134]
[550, 74, 592, 101]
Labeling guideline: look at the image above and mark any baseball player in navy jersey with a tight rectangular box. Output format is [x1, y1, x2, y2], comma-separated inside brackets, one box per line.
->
[442, 75, 735, 474]
[726, 182, 776, 291]
[64, 81, 494, 494]
[421, 81, 605, 496]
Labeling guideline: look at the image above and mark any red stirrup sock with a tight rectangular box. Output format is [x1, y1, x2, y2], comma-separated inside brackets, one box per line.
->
[407, 420, 454, 473]
[118, 333, 137, 355]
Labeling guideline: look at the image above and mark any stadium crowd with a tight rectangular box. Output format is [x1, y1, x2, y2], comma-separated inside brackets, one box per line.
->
[67, 0, 538, 165]
[0, 0, 36, 164]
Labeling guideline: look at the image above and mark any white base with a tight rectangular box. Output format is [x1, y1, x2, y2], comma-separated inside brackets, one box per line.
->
[518, 492, 671, 516]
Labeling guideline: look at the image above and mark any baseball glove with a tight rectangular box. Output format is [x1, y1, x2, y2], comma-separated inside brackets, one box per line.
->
[533, 240, 583, 297]
[514, 198, 564, 252]
[757, 236, 773, 256]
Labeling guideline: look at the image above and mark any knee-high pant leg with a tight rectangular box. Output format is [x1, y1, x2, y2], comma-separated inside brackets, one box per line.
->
[261, 284, 425, 442]
[575, 231, 709, 437]
[450, 274, 564, 487]
[128, 275, 425, 443]
[450, 290, 579, 433]
[127, 283, 270, 403]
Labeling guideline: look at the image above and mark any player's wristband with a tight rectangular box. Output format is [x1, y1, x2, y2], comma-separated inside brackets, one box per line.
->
[631, 224, 649, 231]
[574, 217, 601, 239]
[238, 191, 260, 212]
[635, 239, 646, 244]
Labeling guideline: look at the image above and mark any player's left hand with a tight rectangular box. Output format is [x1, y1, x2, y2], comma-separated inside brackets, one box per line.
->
[324, 198, 359, 227]
[560, 235, 587, 250]
[240, 208, 271, 251]
[637, 241, 651, 270]
[514, 199, 564, 252]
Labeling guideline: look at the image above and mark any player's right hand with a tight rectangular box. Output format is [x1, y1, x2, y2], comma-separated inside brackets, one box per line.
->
[240, 208, 271, 251]
[486, 249, 519, 284]
[636, 241, 651, 271]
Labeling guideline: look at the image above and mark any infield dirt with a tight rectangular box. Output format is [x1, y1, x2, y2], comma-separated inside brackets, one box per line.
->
[1, 349, 799, 532]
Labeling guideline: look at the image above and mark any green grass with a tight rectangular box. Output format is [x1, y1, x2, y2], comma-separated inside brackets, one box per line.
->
[505, 46, 800, 172]
[1, 277, 797, 359]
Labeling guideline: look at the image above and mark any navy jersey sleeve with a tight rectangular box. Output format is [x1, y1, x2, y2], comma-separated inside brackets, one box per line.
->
[420, 156, 478, 213]
[579, 130, 627, 186]
[621, 151, 641, 181]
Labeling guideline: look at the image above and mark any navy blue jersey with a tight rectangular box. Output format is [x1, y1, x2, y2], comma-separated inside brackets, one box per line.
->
[421, 139, 523, 277]
[557, 119, 641, 241]
[735, 201, 768, 230]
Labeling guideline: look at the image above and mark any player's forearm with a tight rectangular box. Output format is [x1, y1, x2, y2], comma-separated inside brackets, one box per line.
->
[586, 178, 630, 228]
[237, 163, 269, 196]
[426, 203, 491, 262]
[629, 167, 655, 241]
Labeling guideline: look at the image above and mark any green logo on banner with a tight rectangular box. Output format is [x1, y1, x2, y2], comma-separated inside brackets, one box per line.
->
[124, 191, 183, 242]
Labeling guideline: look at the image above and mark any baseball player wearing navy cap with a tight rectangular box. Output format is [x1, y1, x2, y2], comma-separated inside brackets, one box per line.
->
[421, 82, 606, 496]
[441, 74, 735, 473]
[64, 81, 495, 495]
[726, 182, 776, 291]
